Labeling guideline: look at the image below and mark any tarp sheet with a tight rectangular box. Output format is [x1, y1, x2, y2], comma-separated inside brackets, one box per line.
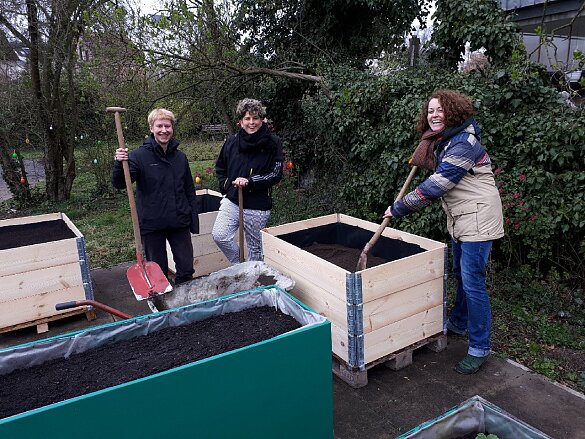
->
[0, 287, 326, 376]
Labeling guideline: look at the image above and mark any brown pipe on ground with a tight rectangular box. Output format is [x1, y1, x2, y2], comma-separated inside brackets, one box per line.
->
[56, 300, 133, 320]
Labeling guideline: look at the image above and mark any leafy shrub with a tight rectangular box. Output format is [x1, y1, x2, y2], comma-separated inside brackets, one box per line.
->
[286, 64, 585, 282]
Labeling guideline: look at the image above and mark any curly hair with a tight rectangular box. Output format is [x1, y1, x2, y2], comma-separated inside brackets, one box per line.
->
[148, 108, 176, 128]
[416, 90, 475, 133]
[235, 98, 266, 120]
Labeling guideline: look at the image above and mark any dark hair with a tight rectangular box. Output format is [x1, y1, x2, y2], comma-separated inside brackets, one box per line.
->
[235, 98, 266, 120]
[416, 90, 475, 134]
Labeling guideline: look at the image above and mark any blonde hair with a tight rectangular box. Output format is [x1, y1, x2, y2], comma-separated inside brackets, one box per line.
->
[148, 108, 176, 128]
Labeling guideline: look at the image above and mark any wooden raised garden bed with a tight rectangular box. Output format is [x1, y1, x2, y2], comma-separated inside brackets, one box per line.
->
[0, 213, 95, 334]
[166, 189, 245, 277]
[262, 213, 447, 387]
[0, 287, 333, 438]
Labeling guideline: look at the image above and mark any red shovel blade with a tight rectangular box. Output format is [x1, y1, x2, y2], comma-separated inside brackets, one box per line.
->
[127, 261, 173, 301]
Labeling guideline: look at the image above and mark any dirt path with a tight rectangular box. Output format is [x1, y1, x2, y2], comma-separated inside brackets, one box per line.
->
[0, 159, 46, 202]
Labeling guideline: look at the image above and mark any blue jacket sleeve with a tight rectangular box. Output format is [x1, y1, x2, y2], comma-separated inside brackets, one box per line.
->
[391, 136, 476, 218]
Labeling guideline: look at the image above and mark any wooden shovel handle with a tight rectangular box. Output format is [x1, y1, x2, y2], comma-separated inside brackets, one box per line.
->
[356, 165, 418, 271]
[238, 186, 245, 263]
[107, 107, 143, 257]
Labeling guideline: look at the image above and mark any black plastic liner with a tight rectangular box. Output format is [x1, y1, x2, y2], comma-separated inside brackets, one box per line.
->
[0, 219, 76, 250]
[277, 222, 425, 263]
[197, 193, 221, 214]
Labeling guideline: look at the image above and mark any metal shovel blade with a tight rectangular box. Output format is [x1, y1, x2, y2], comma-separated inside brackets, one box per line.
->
[127, 261, 173, 301]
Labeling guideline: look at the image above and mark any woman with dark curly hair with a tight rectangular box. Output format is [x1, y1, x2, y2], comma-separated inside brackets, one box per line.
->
[212, 98, 283, 263]
[384, 89, 504, 374]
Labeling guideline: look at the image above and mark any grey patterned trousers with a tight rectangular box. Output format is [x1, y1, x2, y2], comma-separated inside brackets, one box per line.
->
[212, 197, 271, 264]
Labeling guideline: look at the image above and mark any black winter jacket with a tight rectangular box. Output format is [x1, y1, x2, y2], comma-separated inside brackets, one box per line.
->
[216, 125, 283, 210]
[112, 135, 199, 234]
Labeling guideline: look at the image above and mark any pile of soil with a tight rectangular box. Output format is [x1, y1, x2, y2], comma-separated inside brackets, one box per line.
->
[303, 243, 389, 272]
[0, 306, 300, 420]
[0, 219, 76, 250]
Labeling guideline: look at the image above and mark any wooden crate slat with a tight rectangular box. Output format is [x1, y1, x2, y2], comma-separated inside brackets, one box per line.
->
[338, 214, 445, 250]
[360, 247, 445, 302]
[261, 214, 339, 236]
[198, 212, 218, 235]
[193, 252, 231, 277]
[362, 277, 443, 333]
[0, 262, 84, 303]
[266, 258, 348, 330]
[0, 241, 80, 277]
[364, 305, 443, 364]
[331, 321, 350, 363]
[0, 212, 61, 228]
[0, 287, 87, 329]
[262, 232, 347, 301]
[60, 213, 83, 238]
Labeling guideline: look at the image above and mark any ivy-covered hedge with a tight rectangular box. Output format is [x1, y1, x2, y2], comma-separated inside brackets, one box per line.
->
[282, 64, 584, 276]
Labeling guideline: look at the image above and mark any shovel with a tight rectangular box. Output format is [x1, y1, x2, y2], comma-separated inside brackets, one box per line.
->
[238, 186, 245, 263]
[56, 300, 133, 320]
[106, 106, 172, 300]
[356, 165, 418, 272]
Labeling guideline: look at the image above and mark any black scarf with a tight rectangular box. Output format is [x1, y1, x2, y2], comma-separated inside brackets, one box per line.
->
[237, 123, 273, 153]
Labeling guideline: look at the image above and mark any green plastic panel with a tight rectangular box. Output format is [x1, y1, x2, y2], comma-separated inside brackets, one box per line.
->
[0, 305, 333, 438]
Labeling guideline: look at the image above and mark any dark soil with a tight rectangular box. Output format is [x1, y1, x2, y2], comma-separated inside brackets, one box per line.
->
[0, 219, 76, 250]
[0, 306, 300, 420]
[303, 243, 389, 271]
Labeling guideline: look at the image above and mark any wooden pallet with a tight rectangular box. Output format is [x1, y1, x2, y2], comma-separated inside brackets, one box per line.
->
[332, 333, 448, 388]
[0, 307, 96, 335]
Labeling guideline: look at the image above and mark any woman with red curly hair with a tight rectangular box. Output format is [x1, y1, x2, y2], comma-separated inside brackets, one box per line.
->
[384, 90, 504, 374]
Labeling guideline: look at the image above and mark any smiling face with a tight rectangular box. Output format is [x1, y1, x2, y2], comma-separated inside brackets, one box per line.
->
[427, 98, 445, 132]
[240, 112, 263, 134]
[150, 118, 174, 149]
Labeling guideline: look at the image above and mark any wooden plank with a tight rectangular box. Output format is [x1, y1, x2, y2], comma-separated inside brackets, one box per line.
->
[330, 321, 350, 363]
[167, 230, 243, 274]
[0, 287, 87, 329]
[338, 214, 446, 250]
[193, 252, 231, 277]
[262, 214, 338, 236]
[360, 247, 445, 302]
[267, 258, 348, 330]
[0, 307, 88, 334]
[363, 304, 443, 364]
[60, 213, 84, 238]
[0, 241, 80, 277]
[196, 189, 222, 197]
[0, 212, 61, 228]
[198, 212, 219, 235]
[0, 262, 84, 303]
[262, 232, 347, 302]
[362, 277, 444, 333]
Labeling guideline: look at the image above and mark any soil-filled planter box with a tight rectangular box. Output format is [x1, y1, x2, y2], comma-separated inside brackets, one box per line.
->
[0, 212, 94, 333]
[0, 287, 333, 439]
[262, 214, 447, 370]
[166, 189, 246, 277]
[397, 395, 552, 438]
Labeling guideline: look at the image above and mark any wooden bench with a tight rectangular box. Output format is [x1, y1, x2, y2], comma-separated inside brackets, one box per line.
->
[201, 124, 229, 135]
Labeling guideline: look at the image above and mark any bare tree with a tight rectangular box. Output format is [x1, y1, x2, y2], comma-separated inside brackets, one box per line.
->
[0, 0, 109, 201]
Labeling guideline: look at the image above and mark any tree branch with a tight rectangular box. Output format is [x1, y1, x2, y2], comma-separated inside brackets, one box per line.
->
[0, 13, 32, 46]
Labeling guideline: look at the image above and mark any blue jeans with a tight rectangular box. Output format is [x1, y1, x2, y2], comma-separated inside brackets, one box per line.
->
[447, 240, 493, 358]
